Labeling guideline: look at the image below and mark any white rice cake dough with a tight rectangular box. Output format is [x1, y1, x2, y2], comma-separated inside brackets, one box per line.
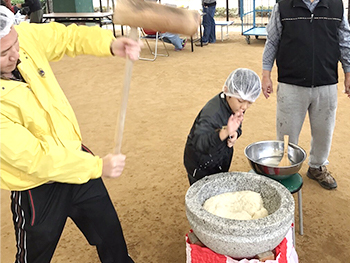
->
[203, 190, 268, 220]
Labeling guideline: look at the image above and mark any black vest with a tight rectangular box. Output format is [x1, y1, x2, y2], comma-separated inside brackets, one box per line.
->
[276, 0, 343, 87]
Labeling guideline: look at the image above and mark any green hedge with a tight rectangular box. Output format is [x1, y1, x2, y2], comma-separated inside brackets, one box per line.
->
[255, 6, 274, 17]
[12, 0, 46, 6]
[11, 0, 24, 4]
[214, 7, 239, 18]
[94, 6, 113, 12]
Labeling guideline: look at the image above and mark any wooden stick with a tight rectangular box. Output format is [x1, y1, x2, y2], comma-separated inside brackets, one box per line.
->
[112, 0, 200, 153]
[278, 135, 291, 167]
[114, 27, 138, 154]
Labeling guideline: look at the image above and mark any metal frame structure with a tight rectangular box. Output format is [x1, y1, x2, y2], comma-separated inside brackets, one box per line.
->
[239, 0, 273, 44]
[138, 29, 169, 62]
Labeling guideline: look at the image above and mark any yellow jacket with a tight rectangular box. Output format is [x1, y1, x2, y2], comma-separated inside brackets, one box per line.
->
[1, 22, 115, 191]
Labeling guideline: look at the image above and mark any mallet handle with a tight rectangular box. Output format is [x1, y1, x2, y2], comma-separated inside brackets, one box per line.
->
[114, 27, 139, 154]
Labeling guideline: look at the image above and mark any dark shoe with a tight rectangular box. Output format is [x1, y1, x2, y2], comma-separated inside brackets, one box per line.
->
[307, 166, 337, 190]
[195, 41, 208, 46]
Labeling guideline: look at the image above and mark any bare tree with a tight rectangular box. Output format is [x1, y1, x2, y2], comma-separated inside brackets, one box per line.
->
[348, 0, 350, 23]
[46, 0, 53, 13]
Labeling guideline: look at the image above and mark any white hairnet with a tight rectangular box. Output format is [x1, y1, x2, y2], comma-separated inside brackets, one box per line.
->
[223, 68, 262, 102]
[0, 5, 14, 39]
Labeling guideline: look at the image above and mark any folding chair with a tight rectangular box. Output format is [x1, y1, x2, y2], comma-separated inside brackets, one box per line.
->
[139, 28, 169, 61]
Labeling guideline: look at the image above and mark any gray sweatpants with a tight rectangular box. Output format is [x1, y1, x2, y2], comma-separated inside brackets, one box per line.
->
[276, 83, 338, 168]
[30, 9, 43, 23]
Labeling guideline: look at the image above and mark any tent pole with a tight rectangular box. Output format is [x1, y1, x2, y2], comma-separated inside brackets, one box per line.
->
[226, 0, 229, 21]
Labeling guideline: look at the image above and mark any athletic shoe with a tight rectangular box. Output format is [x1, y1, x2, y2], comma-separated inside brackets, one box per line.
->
[307, 166, 337, 190]
[195, 41, 208, 46]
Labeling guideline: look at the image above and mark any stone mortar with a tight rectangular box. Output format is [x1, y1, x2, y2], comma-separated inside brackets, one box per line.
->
[185, 171, 295, 259]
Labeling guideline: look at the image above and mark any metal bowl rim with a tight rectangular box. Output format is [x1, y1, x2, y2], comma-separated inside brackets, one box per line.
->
[244, 140, 307, 168]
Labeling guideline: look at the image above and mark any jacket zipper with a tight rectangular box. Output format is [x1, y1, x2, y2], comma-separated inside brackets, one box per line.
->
[310, 12, 315, 87]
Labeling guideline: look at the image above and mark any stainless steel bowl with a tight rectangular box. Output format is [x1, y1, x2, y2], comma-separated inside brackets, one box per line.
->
[244, 140, 307, 180]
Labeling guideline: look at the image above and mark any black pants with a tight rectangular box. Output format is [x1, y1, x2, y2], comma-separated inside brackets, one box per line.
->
[187, 173, 198, 185]
[11, 178, 133, 263]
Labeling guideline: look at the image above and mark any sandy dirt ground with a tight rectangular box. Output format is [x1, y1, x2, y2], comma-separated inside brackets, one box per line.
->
[1, 27, 350, 263]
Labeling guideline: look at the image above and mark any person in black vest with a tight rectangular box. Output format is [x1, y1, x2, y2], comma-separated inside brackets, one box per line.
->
[262, 0, 350, 190]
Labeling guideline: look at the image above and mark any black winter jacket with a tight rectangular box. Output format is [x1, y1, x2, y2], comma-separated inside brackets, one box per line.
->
[183, 93, 242, 181]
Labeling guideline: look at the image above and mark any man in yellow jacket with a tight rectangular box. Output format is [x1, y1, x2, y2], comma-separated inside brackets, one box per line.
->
[0, 3, 141, 263]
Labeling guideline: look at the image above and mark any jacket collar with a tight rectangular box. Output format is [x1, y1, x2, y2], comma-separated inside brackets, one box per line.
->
[220, 92, 234, 115]
[292, 0, 328, 9]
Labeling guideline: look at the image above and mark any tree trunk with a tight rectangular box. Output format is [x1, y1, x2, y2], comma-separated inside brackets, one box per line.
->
[348, 0, 350, 23]
[46, 0, 53, 13]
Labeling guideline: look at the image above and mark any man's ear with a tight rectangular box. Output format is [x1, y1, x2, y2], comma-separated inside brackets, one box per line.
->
[223, 85, 228, 93]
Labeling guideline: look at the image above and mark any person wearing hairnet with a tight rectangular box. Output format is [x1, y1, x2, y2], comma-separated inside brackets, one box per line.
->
[184, 68, 261, 185]
[0, 2, 141, 262]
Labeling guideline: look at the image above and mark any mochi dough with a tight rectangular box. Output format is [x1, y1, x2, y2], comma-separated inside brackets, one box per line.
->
[203, 190, 268, 220]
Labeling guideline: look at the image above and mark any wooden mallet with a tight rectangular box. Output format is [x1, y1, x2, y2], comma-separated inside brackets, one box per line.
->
[112, 0, 200, 153]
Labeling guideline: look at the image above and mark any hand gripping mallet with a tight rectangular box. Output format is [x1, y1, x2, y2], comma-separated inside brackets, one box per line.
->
[112, 0, 200, 153]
